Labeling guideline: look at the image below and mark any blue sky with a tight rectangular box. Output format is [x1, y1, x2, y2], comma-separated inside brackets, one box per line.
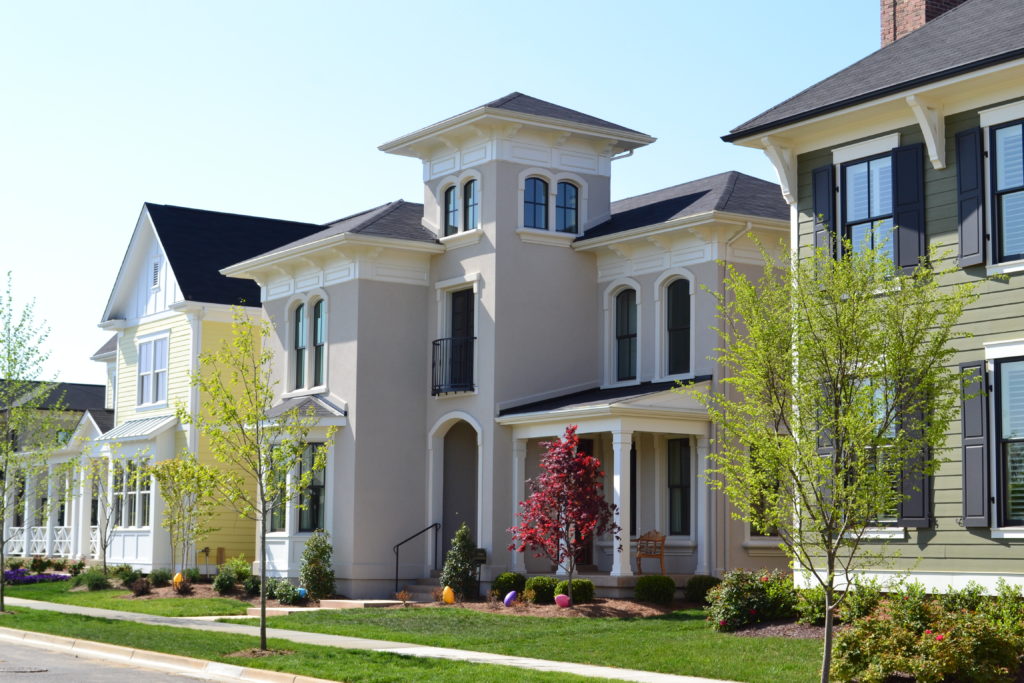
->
[1, 1, 878, 384]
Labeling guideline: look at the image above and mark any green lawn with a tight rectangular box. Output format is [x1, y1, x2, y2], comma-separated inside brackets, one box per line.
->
[0, 607, 590, 682]
[223, 607, 822, 683]
[4, 580, 251, 616]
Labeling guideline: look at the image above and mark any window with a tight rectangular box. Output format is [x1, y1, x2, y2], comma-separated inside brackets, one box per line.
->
[298, 444, 325, 532]
[666, 279, 690, 375]
[294, 303, 306, 390]
[667, 438, 690, 536]
[137, 337, 168, 405]
[615, 289, 637, 381]
[113, 460, 150, 527]
[443, 186, 459, 237]
[992, 121, 1024, 261]
[463, 179, 479, 231]
[524, 177, 548, 229]
[312, 300, 325, 387]
[555, 182, 578, 233]
[997, 358, 1024, 526]
[842, 155, 894, 262]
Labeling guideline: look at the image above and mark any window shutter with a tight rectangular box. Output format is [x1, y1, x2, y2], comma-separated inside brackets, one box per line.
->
[960, 360, 990, 528]
[956, 128, 986, 267]
[898, 406, 930, 528]
[812, 165, 835, 257]
[893, 143, 926, 273]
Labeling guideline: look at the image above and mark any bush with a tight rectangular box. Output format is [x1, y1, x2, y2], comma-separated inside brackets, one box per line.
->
[299, 530, 334, 601]
[275, 579, 300, 605]
[68, 560, 86, 577]
[243, 574, 262, 597]
[184, 567, 201, 584]
[120, 569, 143, 588]
[50, 558, 67, 572]
[981, 579, 1024, 637]
[111, 564, 136, 582]
[212, 569, 236, 595]
[684, 574, 721, 605]
[759, 570, 798, 620]
[555, 578, 594, 604]
[129, 578, 151, 596]
[938, 580, 987, 614]
[888, 580, 933, 633]
[29, 556, 50, 574]
[491, 572, 526, 597]
[706, 570, 768, 632]
[635, 575, 676, 605]
[222, 555, 252, 584]
[839, 576, 883, 622]
[525, 576, 558, 604]
[265, 578, 278, 600]
[439, 523, 477, 600]
[7, 559, 24, 571]
[796, 585, 829, 626]
[149, 568, 172, 588]
[73, 568, 111, 591]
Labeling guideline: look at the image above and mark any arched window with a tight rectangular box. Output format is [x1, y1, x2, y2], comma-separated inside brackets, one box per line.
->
[666, 279, 690, 375]
[524, 177, 548, 229]
[556, 182, 578, 233]
[443, 186, 458, 237]
[463, 179, 479, 231]
[294, 303, 306, 389]
[312, 299, 325, 386]
[615, 289, 637, 381]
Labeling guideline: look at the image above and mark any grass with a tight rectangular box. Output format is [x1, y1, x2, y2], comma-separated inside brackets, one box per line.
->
[223, 607, 822, 683]
[4, 580, 251, 617]
[0, 607, 591, 682]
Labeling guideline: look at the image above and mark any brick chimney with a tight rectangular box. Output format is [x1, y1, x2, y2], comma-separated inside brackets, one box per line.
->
[881, 0, 970, 46]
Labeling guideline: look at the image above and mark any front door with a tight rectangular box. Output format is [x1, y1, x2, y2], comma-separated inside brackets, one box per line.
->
[442, 421, 478, 556]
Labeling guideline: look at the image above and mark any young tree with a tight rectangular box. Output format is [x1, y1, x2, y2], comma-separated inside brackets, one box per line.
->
[82, 445, 151, 575]
[439, 522, 477, 600]
[148, 452, 220, 575]
[690, 242, 976, 682]
[508, 425, 620, 606]
[179, 308, 334, 650]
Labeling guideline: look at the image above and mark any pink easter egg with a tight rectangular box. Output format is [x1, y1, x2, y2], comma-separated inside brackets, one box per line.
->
[503, 590, 517, 607]
[555, 593, 571, 608]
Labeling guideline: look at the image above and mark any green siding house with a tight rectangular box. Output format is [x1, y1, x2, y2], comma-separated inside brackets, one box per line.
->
[724, 0, 1024, 592]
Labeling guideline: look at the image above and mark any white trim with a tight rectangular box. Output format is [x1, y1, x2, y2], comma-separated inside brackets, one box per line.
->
[991, 527, 1024, 539]
[653, 269, 697, 382]
[135, 331, 170, 409]
[434, 272, 480, 291]
[515, 228, 575, 247]
[860, 526, 907, 540]
[441, 229, 483, 249]
[831, 133, 901, 165]
[795, 568, 1024, 594]
[983, 338, 1024, 360]
[602, 278, 642, 388]
[979, 98, 1024, 128]
[986, 258, 1024, 276]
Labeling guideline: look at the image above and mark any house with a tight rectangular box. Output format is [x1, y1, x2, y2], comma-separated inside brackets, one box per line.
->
[724, 0, 1024, 591]
[220, 93, 791, 597]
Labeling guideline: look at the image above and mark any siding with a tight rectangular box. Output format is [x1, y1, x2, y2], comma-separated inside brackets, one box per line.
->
[115, 314, 193, 424]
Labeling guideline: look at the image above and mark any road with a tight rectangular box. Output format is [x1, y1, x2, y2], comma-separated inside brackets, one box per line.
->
[0, 640, 217, 682]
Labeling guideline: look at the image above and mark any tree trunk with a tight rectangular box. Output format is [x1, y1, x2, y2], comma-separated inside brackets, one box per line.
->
[259, 512, 267, 651]
[820, 590, 834, 683]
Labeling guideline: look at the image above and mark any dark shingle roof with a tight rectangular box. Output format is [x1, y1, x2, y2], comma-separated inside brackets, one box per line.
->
[87, 409, 115, 434]
[725, 0, 1024, 141]
[481, 92, 647, 136]
[0, 381, 106, 412]
[264, 200, 437, 255]
[145, 204, 326, 307]
[578, 172, 787, 241]
[92, 334, 117, 358]
[499, 376, 712, 417]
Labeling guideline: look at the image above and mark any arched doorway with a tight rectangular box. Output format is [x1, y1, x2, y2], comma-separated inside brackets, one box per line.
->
[441, 420, 478, 556]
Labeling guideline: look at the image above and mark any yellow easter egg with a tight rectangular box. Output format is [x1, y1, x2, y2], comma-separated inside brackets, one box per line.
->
[442, 586, 455, 604]
[172, 572, 184, 590]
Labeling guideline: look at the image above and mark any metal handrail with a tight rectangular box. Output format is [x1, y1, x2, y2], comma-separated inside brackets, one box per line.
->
[394, 522, 441, 594]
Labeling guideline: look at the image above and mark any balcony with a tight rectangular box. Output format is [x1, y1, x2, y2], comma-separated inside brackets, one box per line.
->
[432, 337, 475, 395]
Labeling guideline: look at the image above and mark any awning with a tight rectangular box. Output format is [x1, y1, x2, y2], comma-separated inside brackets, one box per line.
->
[97, 415, 177, 442]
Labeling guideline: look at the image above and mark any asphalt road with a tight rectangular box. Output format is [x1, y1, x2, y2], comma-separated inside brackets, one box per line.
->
[0, 640, 214, 682]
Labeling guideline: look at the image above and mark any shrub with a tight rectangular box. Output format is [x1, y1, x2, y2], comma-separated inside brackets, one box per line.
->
[68, 560, 86, 577]
[222, 555, 252, 584]
[212, 569, 236, 595]
[29, 556, 50, 574]
[938, 580, 987, 614]
[111, 564, 136, 581]
[299, 530, 334, 601]
[981, 579, 1024, 637]
[275, 579, 300, 605]
[243, 574, 262, 597]
[7, 559, 24, 571]
[491, 572, 526, 597]
[796, 585, 829, 626]
[555, 578, 594, 604]
[265, 578, 278, 600]
[888, 579, 933, 633]
[130, 578, 151, 596]
[635, 575, 676, 605]
[173, 578, 193, 595]
[525, 576, 558, 604]
[759, 570, 798, 620]
[684, 574, 721, 605]
[50, 558, 67, 572]
[74, 568, 111, 591]
[149, 568, 172, 588]
[439, 523, 477, 600]
[120, 569, 143, 588]
[839, 576, 883, 622]
[706, 570, 768, 632]
[184, 567, 201, 584]
[831, 613, 920, 682]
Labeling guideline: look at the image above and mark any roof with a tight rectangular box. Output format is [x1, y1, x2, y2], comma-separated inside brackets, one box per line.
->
[725, 0, 1024, 141]
[97, 415, 177, 442]
[499, 376, 712, 417]
[266, 394, 347, 420]
[87, 409, 115, 434]
[0, 380, 106, 412]
[578, 172, 787, 241]
[266, 200, 437, 255]
[479, 92, 646, 136]
[92, 334, 117, 359]
[145, 203, 326, 307]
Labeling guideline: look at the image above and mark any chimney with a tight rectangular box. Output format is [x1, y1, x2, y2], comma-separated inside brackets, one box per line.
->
[881, 0, 970, 46]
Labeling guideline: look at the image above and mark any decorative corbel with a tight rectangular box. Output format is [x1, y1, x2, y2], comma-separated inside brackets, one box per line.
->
[647, 233, 675, 251]
[906, 94, 945, 169]
[607, 243, 633, 260]
[551, 131, 572, 147]
[436, 134, 458, 152]
[761, 135, 796, 205]
[501, 123, 522, 139]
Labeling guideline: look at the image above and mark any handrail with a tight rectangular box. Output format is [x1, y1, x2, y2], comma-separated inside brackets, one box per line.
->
[394, 522, 441, 594]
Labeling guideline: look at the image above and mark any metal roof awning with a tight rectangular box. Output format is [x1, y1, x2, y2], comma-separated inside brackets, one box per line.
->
[97, 415, 177, 442]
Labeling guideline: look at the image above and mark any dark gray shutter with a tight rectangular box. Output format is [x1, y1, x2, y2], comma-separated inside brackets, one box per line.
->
[956, 128, 986, 267]
[812, 165, 835, 257]
[898, 407, 930, 528]
[960, 360, 990, 528]
[893, 143, 926, 273]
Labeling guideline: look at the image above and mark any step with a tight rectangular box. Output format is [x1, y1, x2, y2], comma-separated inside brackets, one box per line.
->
[319, 599, 405, 609]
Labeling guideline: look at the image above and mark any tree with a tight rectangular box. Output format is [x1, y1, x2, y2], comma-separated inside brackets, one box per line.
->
[689, 241, 976, 682]
[439, 522, 476, 600]
[299, 529, 334, 601]
[178, 308, 334, 650]
[148, 452, 220, 575]
[81, 444, 151, 575]
[508, 425, 620, 606]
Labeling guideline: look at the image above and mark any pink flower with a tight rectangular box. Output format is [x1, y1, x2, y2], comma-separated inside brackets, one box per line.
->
[719, 619, 727, 626]
[924, 629, 932, 634]
[760, 576, 770, 582]
[935, 634, 944, 642]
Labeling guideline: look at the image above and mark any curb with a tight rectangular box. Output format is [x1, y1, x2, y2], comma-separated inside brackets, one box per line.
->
[0, 626, 334, 683]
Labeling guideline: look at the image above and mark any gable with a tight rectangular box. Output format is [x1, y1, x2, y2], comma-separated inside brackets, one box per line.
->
[101, 207, 183, 323]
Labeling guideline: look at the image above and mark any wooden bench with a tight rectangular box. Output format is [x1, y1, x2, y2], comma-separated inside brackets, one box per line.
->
[635, 530, 666, 575]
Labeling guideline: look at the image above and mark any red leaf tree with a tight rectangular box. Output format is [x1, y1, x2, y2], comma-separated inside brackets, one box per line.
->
[508, 425, 621, 605]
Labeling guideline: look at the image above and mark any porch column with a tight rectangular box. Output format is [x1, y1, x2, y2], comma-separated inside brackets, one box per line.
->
[510, 438, 527, 573]
[695, 436, 711, 576]
[22, 473, 35, 557]
[610, 429, 633, 577]
[74, 462, 91, 559]
[45, 469, 55, 556]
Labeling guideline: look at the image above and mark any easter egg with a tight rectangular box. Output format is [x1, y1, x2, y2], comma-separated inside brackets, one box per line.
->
[442, 586, 456, 604]
[172, 572, 184, 590]
[297, 587, 308, 599]
[503, 590, 517, 607]
[555, 593, 571, 608]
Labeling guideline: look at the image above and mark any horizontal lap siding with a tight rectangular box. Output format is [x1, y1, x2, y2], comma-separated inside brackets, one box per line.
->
[116, 314, 193, 424]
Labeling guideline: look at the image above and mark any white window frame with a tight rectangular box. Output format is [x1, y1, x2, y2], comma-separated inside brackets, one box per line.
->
[136, 332, 169, 408]
[984, 337, 1024, 535]
[112, 458, 152, 529]
[283, 291, 329, 398]
[831, 133, 901, 260]
[514, 168, 588, 247]
[654, 269, 697, 381]
[436, 171, 484, 248]
[661, 435, 696, 542]
[980, 101, 1024, 274]
[434, 273, 480, 398]
[602, 278, 642, 388]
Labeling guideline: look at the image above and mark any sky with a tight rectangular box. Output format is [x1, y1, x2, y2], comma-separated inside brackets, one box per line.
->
[0, 1, 879, 385]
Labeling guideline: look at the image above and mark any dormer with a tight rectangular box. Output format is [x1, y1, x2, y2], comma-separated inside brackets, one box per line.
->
[379, 93, 655, 246]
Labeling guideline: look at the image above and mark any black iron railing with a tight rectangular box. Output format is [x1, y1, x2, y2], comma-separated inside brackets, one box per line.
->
[394, 522, 441, 594]
[431, 337, 475, 395]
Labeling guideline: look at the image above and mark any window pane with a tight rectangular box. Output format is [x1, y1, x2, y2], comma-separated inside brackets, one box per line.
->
[295, 348, 305, 389]
[294, 305, 306, 348]
[524, 178, 548, 229]
[1000, 360, 1024, 439]
[1000, 191, 1024, 258]
[153, 338, 168, 371]
[556, 182, 578, 233]
[139, 492, 150, 526]
[463, 180, 478, 231]
[139, 341, 152, 373]
[869, 156, 892, 216]
[850, 221, 870, 253]
[667, 280, 690, 375]
[873, 217, 894, 262]
[313, 301, 324, 345]
[139, 374, 151, 404]
[444, 187, 458, 236]
[154, 369, 166, 403]
[996, 124, 1024, 191]
[845, 162, 869, 222]
[1006, 443, 1024, 524]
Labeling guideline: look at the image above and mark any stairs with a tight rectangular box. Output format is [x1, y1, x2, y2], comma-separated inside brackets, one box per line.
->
[400, 574, 440, 603]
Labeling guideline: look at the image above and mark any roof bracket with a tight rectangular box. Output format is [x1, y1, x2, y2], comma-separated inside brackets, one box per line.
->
[906, 95, 946, 169]
[760, 136, 796, 205]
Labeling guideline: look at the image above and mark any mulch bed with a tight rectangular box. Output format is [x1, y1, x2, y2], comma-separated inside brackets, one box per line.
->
[397, 597, 701, 618]
[730, 619, 829, 639]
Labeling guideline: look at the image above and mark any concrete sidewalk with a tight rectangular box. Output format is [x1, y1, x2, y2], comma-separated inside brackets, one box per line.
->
[4, 596, 734, 683]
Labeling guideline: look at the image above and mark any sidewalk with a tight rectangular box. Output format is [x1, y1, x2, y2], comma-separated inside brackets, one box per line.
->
[4, 596, 734, 683]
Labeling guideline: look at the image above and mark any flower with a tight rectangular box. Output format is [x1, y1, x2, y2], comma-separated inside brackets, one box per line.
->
[719, 619, 727, 626]
[760, 575, 770, 582]
[935, 634, 944, 641]
[749, 608, 757, 615]
[924, 629, 932, 634]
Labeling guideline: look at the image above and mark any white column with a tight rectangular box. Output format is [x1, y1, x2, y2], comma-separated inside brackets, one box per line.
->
[695, 435, 711, 576]
[22, 473, 35, 557]
[510, 438, 527, 573]
[45, 469, 55, 556]
[74, 462, 91, 559]
[611, 429, 633, 577]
